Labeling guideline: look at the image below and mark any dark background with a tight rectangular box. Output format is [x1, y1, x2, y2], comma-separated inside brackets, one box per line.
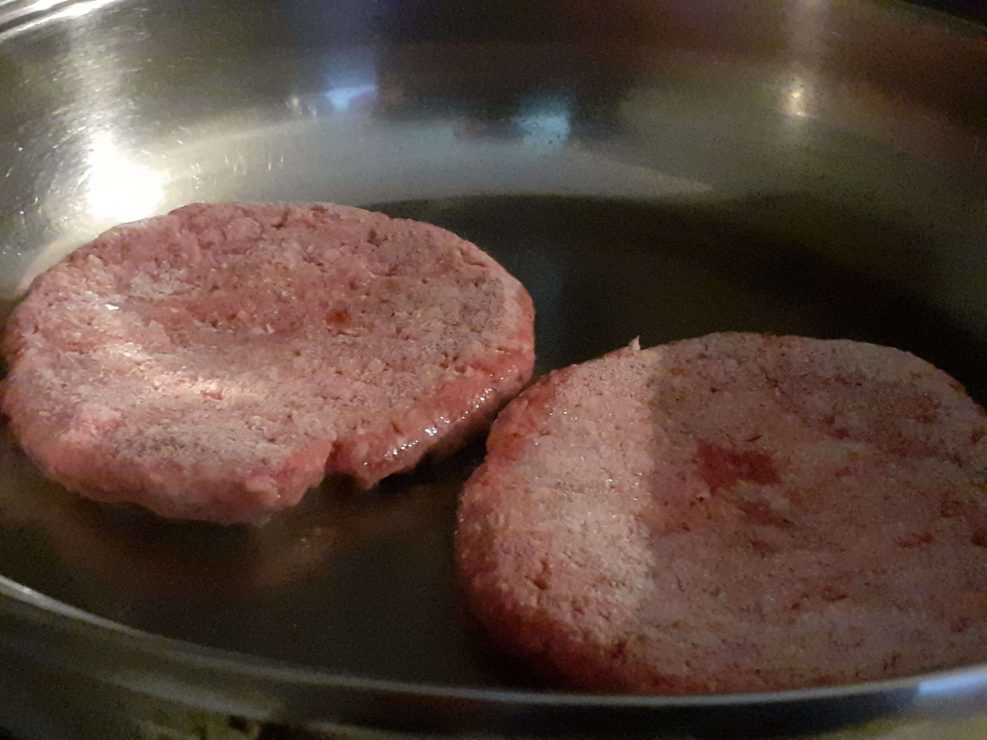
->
[911, 0, 987, 24]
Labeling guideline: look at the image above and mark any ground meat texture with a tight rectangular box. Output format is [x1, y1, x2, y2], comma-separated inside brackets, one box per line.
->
[1, 202, 534, 524]
[456, 333, 987, 694]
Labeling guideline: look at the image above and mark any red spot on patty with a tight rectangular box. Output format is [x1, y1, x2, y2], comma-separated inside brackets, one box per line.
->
[325, 308, 350, 326]
[696, 441, 780, 491]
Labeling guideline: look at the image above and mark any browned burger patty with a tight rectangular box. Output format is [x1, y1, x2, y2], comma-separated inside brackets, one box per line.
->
[456, 333, 987, 694]
[2, 202, 535, 524]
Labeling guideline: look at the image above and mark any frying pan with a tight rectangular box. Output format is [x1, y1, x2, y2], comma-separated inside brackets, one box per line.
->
[0, 1, 985, 737]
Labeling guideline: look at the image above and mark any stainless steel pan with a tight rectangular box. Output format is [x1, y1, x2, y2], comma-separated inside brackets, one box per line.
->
[1, 1, 985, 737]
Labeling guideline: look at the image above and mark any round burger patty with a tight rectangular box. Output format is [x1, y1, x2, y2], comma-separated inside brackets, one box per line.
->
[456, 333, 987, 694]
[2, 202, 534, 524]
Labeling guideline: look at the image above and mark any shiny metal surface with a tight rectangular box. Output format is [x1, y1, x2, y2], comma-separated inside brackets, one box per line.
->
[0, 0, 986, 737]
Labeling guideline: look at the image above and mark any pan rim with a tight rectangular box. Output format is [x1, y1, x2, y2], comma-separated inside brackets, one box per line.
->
[4, 573, 987, 712]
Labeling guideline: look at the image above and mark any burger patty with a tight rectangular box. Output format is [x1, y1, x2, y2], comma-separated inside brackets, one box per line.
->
[456, 333, 987, 693]
[2, 202, 534, 524]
